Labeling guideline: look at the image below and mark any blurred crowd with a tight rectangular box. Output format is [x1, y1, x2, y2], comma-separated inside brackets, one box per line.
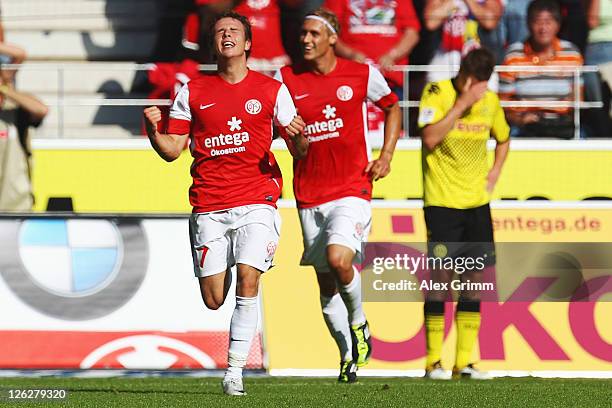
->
[147, 0, 611, 138]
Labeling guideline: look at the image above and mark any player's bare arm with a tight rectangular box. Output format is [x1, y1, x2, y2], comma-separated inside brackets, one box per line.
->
[365, 102, 401, 181]
[0, 82, 48, 121]
[507, 110, 540, 126]
[0, 43, 26, 62]
[424, 0, 456, 31]
[284, 115, 309, 159]
[487, 138, 509, 194]
[378, 28, 420, 70]
[334, 39, 367, 63]
[465, 0, 503, 30]
[144, 106, 189, 162]
[422, 79, 488, 150]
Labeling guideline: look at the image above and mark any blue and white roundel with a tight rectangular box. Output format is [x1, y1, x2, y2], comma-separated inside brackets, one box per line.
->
[18, 219, 122, 297]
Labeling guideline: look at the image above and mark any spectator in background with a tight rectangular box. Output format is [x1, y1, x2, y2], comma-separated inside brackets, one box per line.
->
[235, 0, 290, 69]
[278, 0, 321, 62]
[146, 52, 203, 135]
[0, 4, 26, 83]
[423, 0, 502, 84]
[324, 0, 421, 97]
[499, 0, 583, 139]
[323, 0, 419, 140]
[298, 0, 323, 12]
[480, 0, 530, 63]
[196, 1, 237, 62]
[182, 4, 203, 52]
[583, 0, 611, 137]
[184, 0, 291, 68]
[558, 0, 589, 54]
[0, 76, 48, 211]
[482, 0, 589, 64]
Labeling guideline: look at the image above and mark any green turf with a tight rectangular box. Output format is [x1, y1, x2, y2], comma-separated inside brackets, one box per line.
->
[0, 377, 610, 408]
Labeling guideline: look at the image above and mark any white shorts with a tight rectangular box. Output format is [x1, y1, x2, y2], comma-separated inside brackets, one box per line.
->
[189, 204, 281, 277]
[298, 197, 371, 272]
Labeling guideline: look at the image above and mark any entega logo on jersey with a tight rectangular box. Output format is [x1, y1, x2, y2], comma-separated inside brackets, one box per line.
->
[303, 104, 345, 142]
[204, 116, 250, 156]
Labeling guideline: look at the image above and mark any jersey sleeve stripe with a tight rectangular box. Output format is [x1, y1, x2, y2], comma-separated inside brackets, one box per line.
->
[367, 65, 394, 103]
[374, 92, 399, 109]
[168, 118, 190, 135]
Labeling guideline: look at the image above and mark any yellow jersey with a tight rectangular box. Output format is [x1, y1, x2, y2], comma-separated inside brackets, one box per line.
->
[418, 79, 510, 209]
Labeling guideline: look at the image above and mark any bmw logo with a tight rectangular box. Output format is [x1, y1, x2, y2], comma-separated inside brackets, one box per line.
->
[0, 218, 148, 320]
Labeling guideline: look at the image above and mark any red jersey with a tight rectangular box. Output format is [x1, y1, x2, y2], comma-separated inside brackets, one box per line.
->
[324, 0, 420, 88]
[234, 0, 286, 60]
[277, 58, 398, 209]
[168, 70, 296, 213]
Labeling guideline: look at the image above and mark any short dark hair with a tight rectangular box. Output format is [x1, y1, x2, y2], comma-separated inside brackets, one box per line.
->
[458, 48, 496, 82]
[527, 0, 562, 24]
[210, 11, 253, 58]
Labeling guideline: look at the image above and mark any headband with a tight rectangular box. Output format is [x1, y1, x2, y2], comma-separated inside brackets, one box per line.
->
[304, 15, 337, 34]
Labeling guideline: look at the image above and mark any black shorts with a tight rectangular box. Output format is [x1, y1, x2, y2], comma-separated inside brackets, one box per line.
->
[424, 204, 496, 266]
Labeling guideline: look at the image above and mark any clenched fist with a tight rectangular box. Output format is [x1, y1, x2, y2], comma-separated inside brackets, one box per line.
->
[143, 106, 162, 137]
[286, 115, 305, 138]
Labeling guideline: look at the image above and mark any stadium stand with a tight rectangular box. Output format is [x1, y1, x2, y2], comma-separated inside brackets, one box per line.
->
[0, 0, 607, 139]
[5, 0, 162, 138]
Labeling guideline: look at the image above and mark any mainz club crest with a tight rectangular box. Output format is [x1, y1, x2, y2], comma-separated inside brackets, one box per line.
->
[245, 99, 262, 114]
[336, 85, 353, 101]
[354, 222, 364, 239]
[266, 242, 277, 261]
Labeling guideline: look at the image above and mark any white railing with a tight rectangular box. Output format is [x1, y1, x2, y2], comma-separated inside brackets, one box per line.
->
[7, 63, 604, 140]
[394, 65, 602, 140]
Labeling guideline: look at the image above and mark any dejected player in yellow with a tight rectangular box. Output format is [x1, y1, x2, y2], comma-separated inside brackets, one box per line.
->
[418, 48, 510, 380]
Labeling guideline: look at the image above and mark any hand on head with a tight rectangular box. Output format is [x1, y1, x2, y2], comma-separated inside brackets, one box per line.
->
[457, 78, 488, 109]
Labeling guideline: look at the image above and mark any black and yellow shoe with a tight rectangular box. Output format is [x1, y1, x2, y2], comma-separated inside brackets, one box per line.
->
[338, 360, 357, 383]
[350, 321, 372, 367]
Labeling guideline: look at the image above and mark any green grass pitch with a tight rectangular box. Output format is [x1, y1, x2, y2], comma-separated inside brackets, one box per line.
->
[0, 376, 610, 407]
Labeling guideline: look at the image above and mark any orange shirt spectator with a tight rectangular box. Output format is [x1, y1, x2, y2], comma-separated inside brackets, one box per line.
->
[499, 0, 583, 138]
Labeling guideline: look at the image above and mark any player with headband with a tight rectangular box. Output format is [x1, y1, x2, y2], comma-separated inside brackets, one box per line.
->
[275, 8, 402, 383]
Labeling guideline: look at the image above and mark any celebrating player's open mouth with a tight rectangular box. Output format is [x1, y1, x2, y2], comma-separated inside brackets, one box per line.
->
[144, 11, 307, 397]
[214, 18, 247, 58]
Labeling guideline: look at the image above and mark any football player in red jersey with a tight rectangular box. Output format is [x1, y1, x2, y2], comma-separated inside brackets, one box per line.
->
[144, 11, 307, 396]
[276, 8, 402, 382]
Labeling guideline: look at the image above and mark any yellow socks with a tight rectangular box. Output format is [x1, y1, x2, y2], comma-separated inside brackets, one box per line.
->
[425, 301, 482, 370]
[455, 305, 481, 370]
[424, 302, 445, 368]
